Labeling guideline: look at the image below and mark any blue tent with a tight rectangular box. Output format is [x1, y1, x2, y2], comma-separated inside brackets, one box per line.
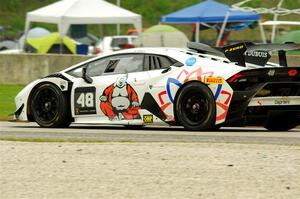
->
[160, 0, 261, 45]
[160, 0, 260, 23]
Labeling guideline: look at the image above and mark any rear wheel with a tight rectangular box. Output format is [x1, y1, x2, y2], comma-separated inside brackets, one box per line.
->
[264, 111, 299, 131]
[175, 82, 216, 131]
[31, 83, 71, 128]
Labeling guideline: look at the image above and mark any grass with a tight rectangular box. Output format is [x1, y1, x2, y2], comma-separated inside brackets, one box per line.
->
[1, 0, 300, 40]
[0, 84, 25, 121]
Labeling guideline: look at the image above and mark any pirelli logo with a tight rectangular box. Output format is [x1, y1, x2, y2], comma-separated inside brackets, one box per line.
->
[224, 45, 244, 53]
[204, 77, 224, 84]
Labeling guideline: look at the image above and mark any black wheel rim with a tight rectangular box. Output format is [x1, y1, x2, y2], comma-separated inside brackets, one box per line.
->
[32, 88, 59, 123]
[181, 91, 209, 125]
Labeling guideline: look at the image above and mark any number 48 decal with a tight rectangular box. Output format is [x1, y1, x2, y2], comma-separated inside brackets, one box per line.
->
[74, 87, 96, 115]
[77, 92, 94, 108]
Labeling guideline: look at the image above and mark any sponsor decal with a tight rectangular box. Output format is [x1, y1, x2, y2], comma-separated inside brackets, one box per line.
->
[224, 45, 244, 53]
[267, 69, 276, 76]
[100, 74, 141, 120]
[204, 76, 224, 84]
[185, 57, 197, 66]
[74, 87, 96, 115]
[245, 50, 271, 66]
[275, 99, 290, 105]
[143, 115, 153, 123]
[223, 43, 247, 66]
[245, 51, 268, 58]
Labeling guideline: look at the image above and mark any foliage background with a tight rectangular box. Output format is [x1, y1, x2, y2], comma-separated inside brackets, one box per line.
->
[0, 0, 299, 41]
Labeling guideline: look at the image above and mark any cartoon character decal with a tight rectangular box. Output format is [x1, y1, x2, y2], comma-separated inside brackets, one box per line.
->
[100, 74, 141, 120]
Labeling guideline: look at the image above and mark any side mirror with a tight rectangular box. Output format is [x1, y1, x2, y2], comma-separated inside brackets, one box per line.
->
[161, 66, 172, 74]
[82, 67, 93, 84]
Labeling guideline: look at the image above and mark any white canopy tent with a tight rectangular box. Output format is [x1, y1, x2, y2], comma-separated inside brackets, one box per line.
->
[262, 21, 300, 26]
[24, 0, 142, 46]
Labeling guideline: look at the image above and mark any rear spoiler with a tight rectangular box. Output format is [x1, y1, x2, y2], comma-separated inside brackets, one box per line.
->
[187, 42, 300, 67]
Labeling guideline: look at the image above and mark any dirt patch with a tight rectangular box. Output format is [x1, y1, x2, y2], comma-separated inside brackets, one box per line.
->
[1, 141, 300, 199]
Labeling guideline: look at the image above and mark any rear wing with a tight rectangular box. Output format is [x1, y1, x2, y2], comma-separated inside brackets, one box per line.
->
[187, 42, 300, 67]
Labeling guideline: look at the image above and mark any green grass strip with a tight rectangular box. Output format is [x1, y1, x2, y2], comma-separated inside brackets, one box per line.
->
[0, 84, 25, 120]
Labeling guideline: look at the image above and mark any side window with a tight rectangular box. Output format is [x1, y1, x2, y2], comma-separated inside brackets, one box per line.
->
[66, 57, 108, 77]
[144, 55, 175, 71]
[86, 57, 109, 77]
[152, 56, 161, 70]
[104, 54, 144, 74]
[144, 55, 150, 71]
[158, 56, 174, 68]
[66, 65, 86, 77]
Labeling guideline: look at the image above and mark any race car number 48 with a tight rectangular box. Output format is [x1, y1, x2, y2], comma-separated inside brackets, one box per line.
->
[74, 87, 96, 115]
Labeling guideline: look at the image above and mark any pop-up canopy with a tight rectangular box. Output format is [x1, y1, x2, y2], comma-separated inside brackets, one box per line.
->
[25, 0, 142, 42]
[161, 0, 261, 44]
[161, 0, 259, 23]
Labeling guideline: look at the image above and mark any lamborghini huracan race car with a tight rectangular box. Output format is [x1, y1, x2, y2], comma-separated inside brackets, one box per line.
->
[14, 42, 300, 131]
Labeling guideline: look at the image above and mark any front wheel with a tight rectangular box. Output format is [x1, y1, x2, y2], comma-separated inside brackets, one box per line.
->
[175, 82, 216, 131]
[31, 83, 71, 128]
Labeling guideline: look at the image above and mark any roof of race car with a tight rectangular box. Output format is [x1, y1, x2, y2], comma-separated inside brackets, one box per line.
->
[95, 46, 279, 67]
[101, 47, 189, 56]
[66, 47, 233, 70]
[62, 45, 279, 74]
[119, 47, 279, 68]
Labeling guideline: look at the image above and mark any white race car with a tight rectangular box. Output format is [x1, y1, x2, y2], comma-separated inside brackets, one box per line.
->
[14, 42, 300, 131]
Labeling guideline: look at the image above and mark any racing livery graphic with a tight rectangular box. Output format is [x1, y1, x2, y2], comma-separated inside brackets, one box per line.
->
[100, 75, 141, 120]
[13, 41, 300, 131]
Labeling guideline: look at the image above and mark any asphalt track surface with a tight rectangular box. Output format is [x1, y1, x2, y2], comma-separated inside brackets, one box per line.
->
[1, 122, 300, 145]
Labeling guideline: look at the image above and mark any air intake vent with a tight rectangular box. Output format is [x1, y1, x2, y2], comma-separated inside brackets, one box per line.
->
[44, 73, 70, 81]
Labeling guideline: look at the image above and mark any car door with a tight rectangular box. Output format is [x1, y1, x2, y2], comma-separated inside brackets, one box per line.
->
[70, 56, 110, 124]
[71, 53, 149, 124]
[144, 54, 179, 87]
[143, 54, 181, 122]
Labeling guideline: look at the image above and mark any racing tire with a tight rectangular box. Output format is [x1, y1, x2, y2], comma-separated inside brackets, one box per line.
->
[264, 111, 299, 131]
[31, 83, 71, 128]
[175, 82, 216, 131]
